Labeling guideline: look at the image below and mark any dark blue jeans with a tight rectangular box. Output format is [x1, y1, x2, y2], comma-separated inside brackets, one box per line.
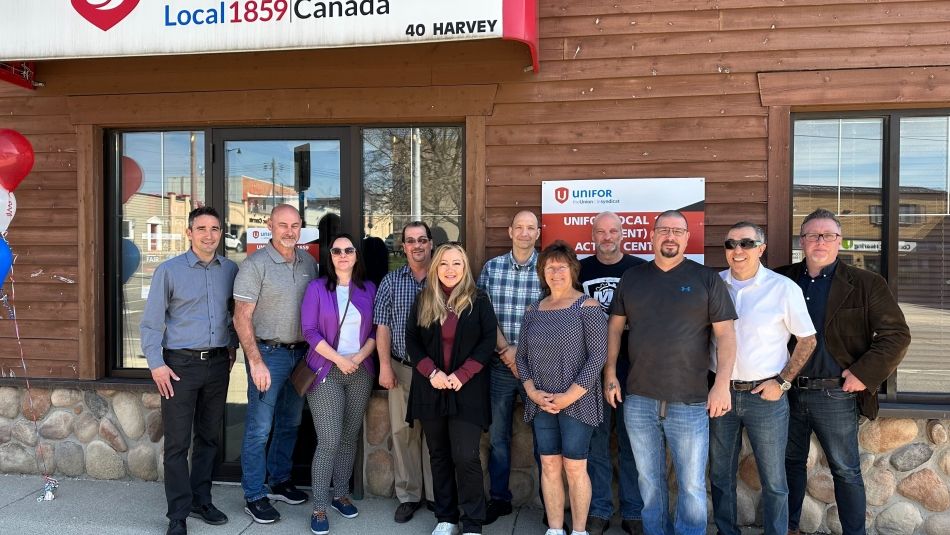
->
[786, 387, 866, 535]
[488, 362, 541, 502]
[240, 343, 307, 502]
[710, 390, 789, 535]
[587, 361, 642, 521]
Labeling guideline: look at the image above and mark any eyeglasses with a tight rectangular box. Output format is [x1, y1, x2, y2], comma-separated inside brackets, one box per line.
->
[404, 237, 430, 245]
[544, 265, 570, 274]
[801, 233, 841, 243]
[330, 247, 356, 256]
[724, 238, 762, 250]
[654, 227, 688, 237]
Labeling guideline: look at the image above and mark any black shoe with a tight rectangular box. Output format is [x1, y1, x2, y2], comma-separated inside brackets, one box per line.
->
[244, 498, 281, 524]
[621, 518, 644, 535]
[267, 480, 308, 505]
[587, 516, 609, 535]
[189, 503, 228, 525]
[166, 519, 187, 535]
[484, 500, 512, 525]
[393, 500, 422, 523]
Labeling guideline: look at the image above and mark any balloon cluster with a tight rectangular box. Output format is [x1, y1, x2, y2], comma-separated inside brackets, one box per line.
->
[0, 129, 32, 286]
[120, 156, 143, 284]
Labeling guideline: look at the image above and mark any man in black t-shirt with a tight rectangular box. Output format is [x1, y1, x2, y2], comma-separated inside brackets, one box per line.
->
[580, 211, 646, 535]
[606, 210, 737, 535]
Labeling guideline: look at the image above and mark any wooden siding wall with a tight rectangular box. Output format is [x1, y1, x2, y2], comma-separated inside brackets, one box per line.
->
[2, 0, 950, 378]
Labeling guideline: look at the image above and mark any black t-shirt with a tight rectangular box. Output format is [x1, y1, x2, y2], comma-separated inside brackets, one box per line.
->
[580, 254, 646, 388]
[609, 259, 737, 403]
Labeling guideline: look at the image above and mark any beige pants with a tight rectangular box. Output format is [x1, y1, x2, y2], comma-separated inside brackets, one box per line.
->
[390, 359, 434, 502]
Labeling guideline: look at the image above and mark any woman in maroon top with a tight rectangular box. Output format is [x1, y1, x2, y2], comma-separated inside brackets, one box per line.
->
[405, 243, 498, 535]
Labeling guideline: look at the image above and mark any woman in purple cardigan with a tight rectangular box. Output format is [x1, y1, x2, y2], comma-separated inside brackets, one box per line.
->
[300, 233, 376, 535]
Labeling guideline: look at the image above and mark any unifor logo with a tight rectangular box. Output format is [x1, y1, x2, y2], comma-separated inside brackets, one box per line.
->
[72, 0, 141, 31]
[554, 187, 569, 204]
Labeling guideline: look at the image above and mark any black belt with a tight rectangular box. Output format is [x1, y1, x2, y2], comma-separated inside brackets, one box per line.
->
[391, 355, 413, 367]
[793, 376, 845, 390]
[165, 347, 228, 360]
[256, 338, 307, 350]
[730, 378, 772, 392]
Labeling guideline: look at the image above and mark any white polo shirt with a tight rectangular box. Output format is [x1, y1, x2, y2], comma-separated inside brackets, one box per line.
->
[711, 265, 816, 381]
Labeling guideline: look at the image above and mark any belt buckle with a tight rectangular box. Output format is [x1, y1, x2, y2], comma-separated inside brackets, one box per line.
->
[199, 350, 210, 361]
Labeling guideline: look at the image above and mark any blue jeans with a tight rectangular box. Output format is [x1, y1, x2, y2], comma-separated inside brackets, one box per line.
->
[588, 362, 642, 520]
[240, 343, 307, 501]
[488, 362, 540, 502]
[787, 388, 866, 534]
[623, 394, 708, 535]
[532, 411, 595, 460]
[710, 390, 789, 535]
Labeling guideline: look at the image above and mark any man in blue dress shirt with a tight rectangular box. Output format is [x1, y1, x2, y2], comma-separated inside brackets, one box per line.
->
[141, 206, 239, 535]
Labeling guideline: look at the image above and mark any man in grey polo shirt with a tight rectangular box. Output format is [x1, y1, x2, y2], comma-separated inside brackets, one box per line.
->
[141, 206, 238, 535]
[234, 204, 317, 524]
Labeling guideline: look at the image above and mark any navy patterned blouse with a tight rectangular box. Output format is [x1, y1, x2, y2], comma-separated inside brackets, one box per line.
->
[515, 295, 608, 427]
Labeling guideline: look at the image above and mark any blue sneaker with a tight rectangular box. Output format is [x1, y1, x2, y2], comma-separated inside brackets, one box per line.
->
[331, 497, 359, 518]
[311, 511, 330, 535]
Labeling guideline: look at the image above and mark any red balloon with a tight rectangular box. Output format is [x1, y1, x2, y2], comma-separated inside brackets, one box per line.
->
[121, 156, 144, 204]
[0, 129, 34, 192]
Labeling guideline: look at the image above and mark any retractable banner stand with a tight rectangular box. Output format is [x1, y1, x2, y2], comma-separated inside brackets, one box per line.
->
[541, 178, 706, 263]
[0, 0, 538, 70]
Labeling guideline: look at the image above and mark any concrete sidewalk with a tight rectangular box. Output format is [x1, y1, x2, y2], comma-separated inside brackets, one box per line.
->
[0, 474, 556, 535]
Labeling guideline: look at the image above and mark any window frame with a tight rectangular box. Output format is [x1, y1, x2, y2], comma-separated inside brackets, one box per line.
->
[791, 109, 950, 407]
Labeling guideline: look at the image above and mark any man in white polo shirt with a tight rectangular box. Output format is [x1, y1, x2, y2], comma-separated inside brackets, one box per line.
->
[709, 221, 817, 535]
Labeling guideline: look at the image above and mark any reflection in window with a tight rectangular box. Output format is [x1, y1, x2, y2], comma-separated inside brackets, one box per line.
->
[897, 116, 950, 394]
[362, 127, 463, 269]
[792, 119, 883, 272]
[117, 131, 205, 369]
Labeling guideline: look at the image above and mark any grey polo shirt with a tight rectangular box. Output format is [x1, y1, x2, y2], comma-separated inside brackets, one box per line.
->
[233, 242, 317, 344]
[140, 250, 239, 370]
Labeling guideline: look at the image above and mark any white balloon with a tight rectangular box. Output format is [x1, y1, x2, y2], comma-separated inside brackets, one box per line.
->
[0, 188, 16, 232]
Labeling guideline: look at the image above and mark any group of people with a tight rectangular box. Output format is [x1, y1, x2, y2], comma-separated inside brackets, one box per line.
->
[142, 202, 911, 535]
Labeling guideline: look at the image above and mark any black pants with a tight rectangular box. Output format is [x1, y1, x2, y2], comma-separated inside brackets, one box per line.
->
[420, 416, 486, 533]
[161, 350, 230, 520]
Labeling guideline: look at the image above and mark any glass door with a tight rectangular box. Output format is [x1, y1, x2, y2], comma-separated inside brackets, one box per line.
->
[211, 128, 350, 481]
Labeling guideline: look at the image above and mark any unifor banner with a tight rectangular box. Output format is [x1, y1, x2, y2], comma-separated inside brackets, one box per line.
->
[0, 0, 538, 70]
[541, 178, 706, 263]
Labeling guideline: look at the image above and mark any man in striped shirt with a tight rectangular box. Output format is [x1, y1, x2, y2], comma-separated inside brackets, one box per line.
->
[477, 210, 543, 524]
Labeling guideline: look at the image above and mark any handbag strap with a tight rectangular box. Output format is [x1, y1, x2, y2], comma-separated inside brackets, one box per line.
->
[332, 289, 352, 349]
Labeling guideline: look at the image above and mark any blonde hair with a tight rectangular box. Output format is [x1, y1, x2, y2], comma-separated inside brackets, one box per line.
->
[417, 243, 477, 327]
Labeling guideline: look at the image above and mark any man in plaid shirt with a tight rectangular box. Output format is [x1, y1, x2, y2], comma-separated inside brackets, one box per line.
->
[477, 210, 543, 524]
[374, 221, 435, 523]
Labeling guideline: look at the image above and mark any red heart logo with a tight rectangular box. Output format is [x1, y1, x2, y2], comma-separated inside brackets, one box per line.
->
[72, 0, 141, 31]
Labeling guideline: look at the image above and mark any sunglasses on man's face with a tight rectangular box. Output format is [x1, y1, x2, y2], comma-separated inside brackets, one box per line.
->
[330, 247, 356, 257]
[724, 238, 762, 250]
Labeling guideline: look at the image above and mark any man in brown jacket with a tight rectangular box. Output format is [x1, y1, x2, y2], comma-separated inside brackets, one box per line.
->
[777, 208, 910, 535]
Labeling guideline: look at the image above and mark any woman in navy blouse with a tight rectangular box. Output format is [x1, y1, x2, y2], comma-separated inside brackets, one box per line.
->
[300, 234, 377, 535]
[516, 241, 608, 535]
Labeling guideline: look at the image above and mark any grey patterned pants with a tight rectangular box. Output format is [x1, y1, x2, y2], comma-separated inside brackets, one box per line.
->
[306, 365, 372, 512]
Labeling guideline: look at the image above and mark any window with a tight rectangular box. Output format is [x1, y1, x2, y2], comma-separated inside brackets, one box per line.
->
[792, 112, 950, 399]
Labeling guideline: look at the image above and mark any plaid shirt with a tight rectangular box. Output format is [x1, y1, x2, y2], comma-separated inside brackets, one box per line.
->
[373, 264, 426, 359]
[477, 250, 542, 346]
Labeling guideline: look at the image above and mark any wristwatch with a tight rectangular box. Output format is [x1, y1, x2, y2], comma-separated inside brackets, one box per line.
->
[775, 375, 792, 392]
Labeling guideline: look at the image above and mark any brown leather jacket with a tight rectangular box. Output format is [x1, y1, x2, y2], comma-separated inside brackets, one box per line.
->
[775, 260, 911, 418]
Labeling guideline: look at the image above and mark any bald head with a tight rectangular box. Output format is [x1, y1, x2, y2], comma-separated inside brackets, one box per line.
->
[509, 210, 540, 256]
[268, 204, 302, 250]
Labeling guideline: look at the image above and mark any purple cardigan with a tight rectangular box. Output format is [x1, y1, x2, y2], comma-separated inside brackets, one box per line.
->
[300, 278, 377, 389]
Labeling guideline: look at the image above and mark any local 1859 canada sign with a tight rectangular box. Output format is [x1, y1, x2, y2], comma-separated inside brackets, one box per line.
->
[1, 0, 537, 70]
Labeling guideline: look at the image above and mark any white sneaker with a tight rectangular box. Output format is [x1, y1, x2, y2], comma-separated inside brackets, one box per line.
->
[432, 522, 459, 535]
[544, 530, 566, 535]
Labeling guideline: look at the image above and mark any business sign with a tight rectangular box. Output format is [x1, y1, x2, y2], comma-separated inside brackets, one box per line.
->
[0, 0, 538, 70]
[541, 178, 706, 263]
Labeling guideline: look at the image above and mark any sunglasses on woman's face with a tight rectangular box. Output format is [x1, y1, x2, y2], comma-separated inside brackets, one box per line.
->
[724, 238, 762, 250]
[330, 247, 356, 257]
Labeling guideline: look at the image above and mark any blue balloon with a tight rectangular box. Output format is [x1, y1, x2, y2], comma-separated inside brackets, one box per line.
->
[0, 237, 11, 285]
[122, 239, 140, 284]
